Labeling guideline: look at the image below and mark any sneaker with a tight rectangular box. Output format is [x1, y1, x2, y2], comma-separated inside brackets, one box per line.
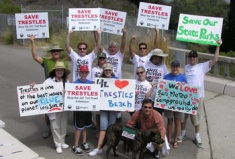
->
[42, 129, 51, 139]
[62, 144, 69, 149]
[81, 143, 90, 152]
[153, 150, 162, 159]
[56, 147, 62, 154]
[178, 134, 187, 143]
[88, 148, 103, 156]
[194, 137, 202, 148]
[72, 146, 83, 156]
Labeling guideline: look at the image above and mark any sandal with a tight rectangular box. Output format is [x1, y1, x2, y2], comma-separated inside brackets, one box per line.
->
[173, 141, 179, 149]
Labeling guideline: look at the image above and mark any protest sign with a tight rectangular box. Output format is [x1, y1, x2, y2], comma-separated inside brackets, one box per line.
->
[17, 82, 64, 117]
[95, 78, 135, 111]
[15, 12, 49, 39]
[64, 83, 100, 111]
[154, 79, 200, 115]
[68, 8, 100, 31]
[137, 2, 171, 30]
[176, 14, 223, 46]
[100, 8, 126, 35]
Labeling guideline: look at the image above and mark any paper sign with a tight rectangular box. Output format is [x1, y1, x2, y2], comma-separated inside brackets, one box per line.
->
[137, 2, 171, 30]
[154, 79, 200, 114]
[68, 8, 100, 31]
[100, 8, 126, 35]
[95, 78, 135, 111]
[64, 83, 100, 111]
[15, 12, 49, 39]
[176, 14, 223, 46]
[17, 83, 64, 117]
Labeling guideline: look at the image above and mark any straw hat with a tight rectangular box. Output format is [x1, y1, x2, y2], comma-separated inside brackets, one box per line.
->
[49, 61, 70, 76]
[47, 44, 64, 52]
[150, 49, 168, 58]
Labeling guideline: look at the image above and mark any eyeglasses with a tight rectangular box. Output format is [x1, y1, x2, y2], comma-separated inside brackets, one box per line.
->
[51, 50, 61, 53]
[189, 56, 197, 58]
[139, 47, 147, 50]
[143, 106, 152, 109]
[79, 48, 86, 50]
[136, 71, 144, 75]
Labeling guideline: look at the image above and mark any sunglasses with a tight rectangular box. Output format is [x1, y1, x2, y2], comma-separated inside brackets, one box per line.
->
[79, 48, 86, 50]
[189, 56, 197, 58]
[139, 47, 147, 50]
[51, 50, 61, 53]
[104, 70, 112, 72]
[136, 71, 144, 75]
[144, 106, 152, 109]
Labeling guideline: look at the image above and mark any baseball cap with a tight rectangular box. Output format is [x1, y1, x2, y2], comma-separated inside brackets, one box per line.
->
[102, 63, 113, 71]
[171, 60, 180, 67]
[79, 65, 89, 72]
[97, 52, 106, 58]
[189, 50, 198, 57]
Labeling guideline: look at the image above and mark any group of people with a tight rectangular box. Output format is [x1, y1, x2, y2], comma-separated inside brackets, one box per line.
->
[29, 27, 222, 159]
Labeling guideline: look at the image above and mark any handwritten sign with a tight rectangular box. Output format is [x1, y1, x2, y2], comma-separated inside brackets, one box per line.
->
[100, 8, 126, 35]
[137, 2, 171, 30]
[15, 12, 49, 39]
[68, 8, 100, 31]
[176, 14, 223, 46]
[64, 83, 100, 111]
[95, 78, 135, 111]
[17, 83, 64, 117]
[154, 79, 200, 114]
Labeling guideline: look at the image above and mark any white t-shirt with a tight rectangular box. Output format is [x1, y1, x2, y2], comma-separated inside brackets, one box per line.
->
[91, 66, 103, 82]
[129, 53, 150, 79]
[135, 80, 152, 110]
[144, 61, 169, 100]
[69, 49, 96, 82]
[184, 61, 210, 98]
[103, 49, 124, 78]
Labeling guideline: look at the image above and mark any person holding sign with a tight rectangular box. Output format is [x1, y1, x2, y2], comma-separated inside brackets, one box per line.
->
[43, 61, 70, 154]
[127, 99, 165, 159]
[144, 49, 168, 115]
[129, 27, 160, 79]
[30, 35, 68, 139]
[66, 29, 102, 82]
[91, 52, 107, 82]
[72, 65, 93, 156]
[163, 60, 187, 149]
[178, 39, 222, 148]
[89, 63, 119, 157]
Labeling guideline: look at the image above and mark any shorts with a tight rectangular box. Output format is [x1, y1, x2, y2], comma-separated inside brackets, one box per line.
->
[73, 111, 92, 130]
[164, 110, 183, 119]
[100, 111, 118, 131]
[154, 107, 164, 115]
[183, 98, 203, 126]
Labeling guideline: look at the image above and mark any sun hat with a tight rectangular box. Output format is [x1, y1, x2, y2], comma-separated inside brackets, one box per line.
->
[79, 65, 89, 72]
[47, 44, 64, 52]
[49, 61, 70, 76]
[188, 50, 198, 57]
[97, 52, 106, 58]
[171, 60, 180, 67]
[150, 49, 168, 58]
[102, 63, 113, 71]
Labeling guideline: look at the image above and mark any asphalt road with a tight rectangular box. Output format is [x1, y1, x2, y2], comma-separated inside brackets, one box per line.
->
[0, 43, 198, 159]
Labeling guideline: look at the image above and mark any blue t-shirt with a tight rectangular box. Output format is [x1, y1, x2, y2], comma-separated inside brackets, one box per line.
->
[74, 79, 93, 84]
[163, 73, 187, 83]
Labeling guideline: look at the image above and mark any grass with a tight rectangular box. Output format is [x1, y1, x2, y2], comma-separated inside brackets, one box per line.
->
[2, 29, 14, 45]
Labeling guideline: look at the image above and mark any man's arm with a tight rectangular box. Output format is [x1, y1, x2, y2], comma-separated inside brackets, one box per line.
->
[93, 29, 102, 55]
[209, 39, 223, 68]
[29, 35, 43, 64]
[153, 27, 160, 49]
[129, 35, 136, 59]
[93, 30, 103, 52]
[120, 27, 127, 54]
[66, 30, 73, 54]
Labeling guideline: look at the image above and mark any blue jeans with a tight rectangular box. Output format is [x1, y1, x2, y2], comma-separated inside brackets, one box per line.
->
[99, 111, 118, 130]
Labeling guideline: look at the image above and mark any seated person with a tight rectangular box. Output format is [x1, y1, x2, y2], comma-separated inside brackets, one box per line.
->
[126, 99, 165, 159]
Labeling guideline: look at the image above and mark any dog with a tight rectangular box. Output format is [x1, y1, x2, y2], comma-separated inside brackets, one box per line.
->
[101, 123, 165, 159]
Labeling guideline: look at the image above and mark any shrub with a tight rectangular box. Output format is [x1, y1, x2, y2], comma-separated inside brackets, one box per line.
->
[2, 29, 14, 45]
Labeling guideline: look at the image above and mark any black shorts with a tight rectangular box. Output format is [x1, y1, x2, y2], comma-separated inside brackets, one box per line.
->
[73, 111, 92, 130]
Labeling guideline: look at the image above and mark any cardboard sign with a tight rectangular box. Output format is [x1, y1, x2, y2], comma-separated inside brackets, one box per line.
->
[176, 14, 223, 46]
[17, 83, 64, 117]
[64, 83, 100, 111]
[68, 8, 100, 31]
[15, 12, 49, 39]
[95, 78, 135, 111]
[137, 2, 171, 30]
[100, 8, 127, 35]
[154, 79, 200, 114]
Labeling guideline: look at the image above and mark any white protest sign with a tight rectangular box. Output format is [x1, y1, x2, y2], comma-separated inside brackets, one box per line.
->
[68, 8, 100, 31]
[64, 83, 100, 111]
[137, 2, 171, 30]
[100, 8, 126, 35]
[17, 82, 64, 117]
[176, 14, 223, 46]
[95, 78, 135, 111]
[15, 12, 49, 39]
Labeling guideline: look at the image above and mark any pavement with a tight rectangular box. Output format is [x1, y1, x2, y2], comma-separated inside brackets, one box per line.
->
[0, 43, 235, 159]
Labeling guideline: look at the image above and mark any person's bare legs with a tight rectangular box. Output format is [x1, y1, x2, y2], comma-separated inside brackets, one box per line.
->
[167, 118, 173, 144]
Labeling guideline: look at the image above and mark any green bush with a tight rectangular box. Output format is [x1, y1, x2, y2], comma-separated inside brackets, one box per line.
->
[3, 29, 14, 45]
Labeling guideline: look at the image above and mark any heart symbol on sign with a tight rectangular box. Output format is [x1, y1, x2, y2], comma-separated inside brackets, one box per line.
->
[115, 80, 129, 89]
[165, 88, 168, 92]
[159, 85, 164, 89]
[161, 104, 165, 108]
[192, 101, 196, 105]
[192, 111, 196, 115]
